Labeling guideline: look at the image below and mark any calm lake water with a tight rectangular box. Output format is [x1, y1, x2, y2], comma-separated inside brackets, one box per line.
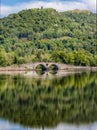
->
[0, 71, 97, 130]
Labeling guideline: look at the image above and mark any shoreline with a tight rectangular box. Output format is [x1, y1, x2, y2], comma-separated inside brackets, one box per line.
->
[0, 64, 97, 78]
[0, 68, 97, 78]
[0, 64, 97, 72]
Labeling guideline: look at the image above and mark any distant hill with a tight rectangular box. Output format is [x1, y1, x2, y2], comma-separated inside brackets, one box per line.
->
[65, 9, 91, 14]
[0, 8, 97, 66]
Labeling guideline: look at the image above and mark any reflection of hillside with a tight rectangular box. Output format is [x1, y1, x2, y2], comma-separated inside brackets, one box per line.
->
[0, 72, 97, 127]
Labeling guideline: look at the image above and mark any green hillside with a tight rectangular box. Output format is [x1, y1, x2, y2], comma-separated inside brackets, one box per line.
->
[0, 8, 97, 66]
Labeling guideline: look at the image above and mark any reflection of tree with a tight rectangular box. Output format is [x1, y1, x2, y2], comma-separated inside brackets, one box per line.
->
[0, 72, 97, 127]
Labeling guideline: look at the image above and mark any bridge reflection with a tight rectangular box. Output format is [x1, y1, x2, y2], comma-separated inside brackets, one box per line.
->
[0, 70, 82, 78]
[23, 70, 82, 78]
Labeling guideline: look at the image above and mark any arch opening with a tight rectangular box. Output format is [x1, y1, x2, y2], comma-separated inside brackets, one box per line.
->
[49, 64, 58, 71]
[35, 64, 47, 71]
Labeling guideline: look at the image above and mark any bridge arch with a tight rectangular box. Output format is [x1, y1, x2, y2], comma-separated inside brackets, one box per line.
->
[49, 64, 58, 71]
[35, 64, 47, 71]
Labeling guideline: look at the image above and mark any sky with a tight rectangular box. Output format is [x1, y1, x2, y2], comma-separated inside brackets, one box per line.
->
[0, 0, 96, 17]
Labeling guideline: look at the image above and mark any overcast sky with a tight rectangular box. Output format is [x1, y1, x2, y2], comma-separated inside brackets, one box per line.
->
[1, 0, 96, 17]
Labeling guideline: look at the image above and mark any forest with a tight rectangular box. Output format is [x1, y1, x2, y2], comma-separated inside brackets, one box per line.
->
[0, 8, 97, 66]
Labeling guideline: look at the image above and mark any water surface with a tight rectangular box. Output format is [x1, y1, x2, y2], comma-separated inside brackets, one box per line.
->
[0, 71, 97, 130]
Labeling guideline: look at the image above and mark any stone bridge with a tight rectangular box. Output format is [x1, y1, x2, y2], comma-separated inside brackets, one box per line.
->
[22, 62, 71, 70]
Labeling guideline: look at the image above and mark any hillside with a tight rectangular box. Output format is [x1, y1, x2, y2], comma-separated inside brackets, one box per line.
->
[0, 8, 97, 66]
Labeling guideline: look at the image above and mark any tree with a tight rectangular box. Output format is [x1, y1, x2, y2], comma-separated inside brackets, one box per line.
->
[0, 49, 7, 66]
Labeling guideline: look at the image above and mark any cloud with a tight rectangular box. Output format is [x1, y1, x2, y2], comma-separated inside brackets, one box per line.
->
[82, 0, 96, 12]
[0, 0, 96, 17]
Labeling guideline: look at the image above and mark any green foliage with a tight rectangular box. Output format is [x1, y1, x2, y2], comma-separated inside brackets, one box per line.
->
[0, 8, 97, 66]
[0, 49, 7, 66]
